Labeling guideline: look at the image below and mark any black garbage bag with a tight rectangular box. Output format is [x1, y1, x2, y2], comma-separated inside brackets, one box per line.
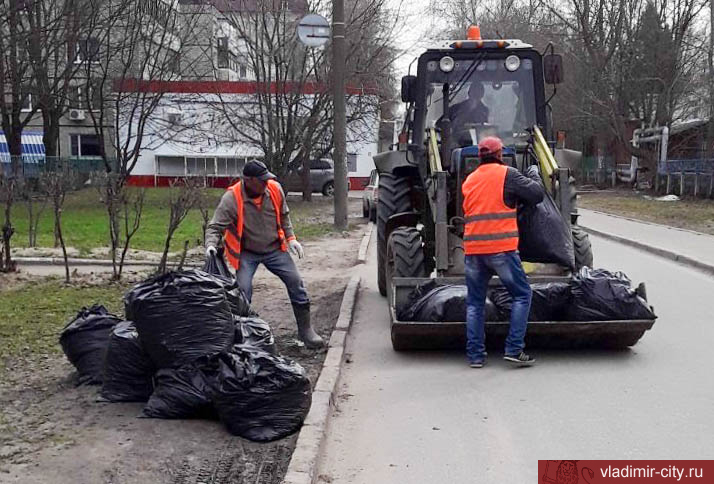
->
[517, 166, 575, 269]
[234, 317, 277, 354]
[203, 252, 255, 317]
[141, 364, 215, 419]
[59, 305, 122, 385]
[124, 270, 235, 368]
[206, 347, 311, 442]
[489, 282, 571, 321]
[202, 249, 233, 279]
[100, 321, 154, 402]
[397, 281, 499, 322]
[566, 267, 656, 321]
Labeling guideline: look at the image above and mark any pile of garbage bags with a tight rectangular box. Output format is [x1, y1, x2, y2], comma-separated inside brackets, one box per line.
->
[397, 267, 655, 322]
[59, 268, 311, 442]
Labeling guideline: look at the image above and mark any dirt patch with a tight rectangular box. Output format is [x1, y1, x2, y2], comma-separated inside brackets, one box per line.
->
[578, 189, 714, 235]
[0, 220, 363, 484]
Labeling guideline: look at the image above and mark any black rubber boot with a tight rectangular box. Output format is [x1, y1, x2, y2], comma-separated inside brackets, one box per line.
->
[292, 302, 324, 348]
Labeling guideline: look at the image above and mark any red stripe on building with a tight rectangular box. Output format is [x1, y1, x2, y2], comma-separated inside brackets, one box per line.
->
[114, 80, 378, 96]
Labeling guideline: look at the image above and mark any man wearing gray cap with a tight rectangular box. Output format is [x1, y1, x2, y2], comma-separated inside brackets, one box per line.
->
[205, 159, 323, 348]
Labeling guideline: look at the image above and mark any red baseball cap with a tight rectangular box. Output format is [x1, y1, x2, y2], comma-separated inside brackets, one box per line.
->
[478, 136, 503, 161]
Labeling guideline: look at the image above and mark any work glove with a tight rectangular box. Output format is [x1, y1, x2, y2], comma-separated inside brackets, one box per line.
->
[205, 245, 217, 258]
[288, 239, 304, 259]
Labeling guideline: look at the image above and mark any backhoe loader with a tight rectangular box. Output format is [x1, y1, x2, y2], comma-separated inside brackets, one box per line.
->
[373, 29, 655, 350]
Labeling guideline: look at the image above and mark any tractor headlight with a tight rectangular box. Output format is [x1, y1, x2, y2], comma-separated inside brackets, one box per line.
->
[439, 56, 455, 73]
[505, 55, 521, 72]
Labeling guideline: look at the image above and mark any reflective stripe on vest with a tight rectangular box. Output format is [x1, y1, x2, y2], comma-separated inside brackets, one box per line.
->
[462, 163, 519, 255]
[223, 179, 289, 270]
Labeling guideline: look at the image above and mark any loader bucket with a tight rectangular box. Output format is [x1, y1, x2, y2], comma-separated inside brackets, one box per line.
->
[390, 277, 656, 351]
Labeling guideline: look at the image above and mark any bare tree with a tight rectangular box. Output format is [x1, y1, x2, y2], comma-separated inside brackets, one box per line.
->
[157, 178, 201, 274]
[41, 163, 77, 282]
[23, 181, 48, 247]
[77, 0, 200, 279]
[204, 0, 400, 182]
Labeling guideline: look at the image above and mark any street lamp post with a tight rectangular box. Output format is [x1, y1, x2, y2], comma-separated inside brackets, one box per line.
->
[332, 0, 347, 230]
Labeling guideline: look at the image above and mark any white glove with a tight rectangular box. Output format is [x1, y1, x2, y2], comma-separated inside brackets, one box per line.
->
[289, 239, 304, 259]
[206, 245, 217, 258]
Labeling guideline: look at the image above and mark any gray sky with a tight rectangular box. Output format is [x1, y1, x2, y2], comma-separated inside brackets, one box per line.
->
[386, 0, 448, 76]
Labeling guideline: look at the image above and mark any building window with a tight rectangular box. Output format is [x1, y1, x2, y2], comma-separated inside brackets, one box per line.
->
[157, 156, 185, 175]
[239, 65, 247, 79]
[21, 93, 32, 112]
[70, 134, 101, 157]
[72, 37, 100, 64]
[68, 82, 101, 110]
[217, 37, 229, 69]
[347, 153, 357, 172]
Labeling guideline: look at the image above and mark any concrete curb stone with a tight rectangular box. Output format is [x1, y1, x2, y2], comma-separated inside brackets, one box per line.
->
[357, 222, 373, 264]
[282, 273, 361, 484]
[582, 225, 714, 277]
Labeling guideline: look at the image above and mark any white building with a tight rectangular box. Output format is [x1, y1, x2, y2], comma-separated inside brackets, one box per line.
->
[125, 81, 379, 189]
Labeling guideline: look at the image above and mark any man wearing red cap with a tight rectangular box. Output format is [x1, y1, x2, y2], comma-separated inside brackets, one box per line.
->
[462, 136, 544, 367]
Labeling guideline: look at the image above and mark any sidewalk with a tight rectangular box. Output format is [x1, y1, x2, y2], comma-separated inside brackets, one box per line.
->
[578, 208, 714, 275]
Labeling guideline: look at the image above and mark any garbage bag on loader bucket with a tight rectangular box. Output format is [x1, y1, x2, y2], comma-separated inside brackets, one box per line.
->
[566, 267, 656, 321]
[124, 270, 235, 369]
[100, 321, 155, 402]
[60, 305, 122, 385]
[517, 166, 575, 269]
[489, 282, 572, 321]
[397, 280, 499, 322]
[206, 346, 311, 442]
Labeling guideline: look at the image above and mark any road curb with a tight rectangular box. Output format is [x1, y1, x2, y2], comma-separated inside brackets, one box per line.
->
[581, 208, 713, 238]
[14, 256, 202, 268]
[282, 273, 361, 484]
[356, 222, 373, 264]
[582, 226, 714, 277]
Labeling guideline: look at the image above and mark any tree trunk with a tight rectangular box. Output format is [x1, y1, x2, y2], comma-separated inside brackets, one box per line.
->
[706, 5, 714, 158]
[157, 226, 177, 275]
[302, 155, 312, 202]
[55, 207, 70, 283]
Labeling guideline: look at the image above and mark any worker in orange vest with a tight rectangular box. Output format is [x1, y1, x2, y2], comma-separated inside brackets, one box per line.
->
[462, 137, 544, 367]
[205, 160, 323, 348]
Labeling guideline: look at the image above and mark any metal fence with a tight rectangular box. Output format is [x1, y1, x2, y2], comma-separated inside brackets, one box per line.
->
[658, 158, 714, 175]
[0, 157, 118, 178]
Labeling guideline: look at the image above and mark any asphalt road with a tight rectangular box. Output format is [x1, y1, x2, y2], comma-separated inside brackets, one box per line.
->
[319, 233, 714, 483]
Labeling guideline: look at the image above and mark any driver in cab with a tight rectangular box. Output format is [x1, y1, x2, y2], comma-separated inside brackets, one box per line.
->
[448, 82, 489, 126]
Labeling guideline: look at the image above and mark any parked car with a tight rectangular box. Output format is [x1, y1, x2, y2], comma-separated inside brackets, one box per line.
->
[362, 169, 378, 222]
[284, 158, 335, 196]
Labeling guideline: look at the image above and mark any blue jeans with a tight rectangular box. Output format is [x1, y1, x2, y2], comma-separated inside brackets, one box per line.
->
[236, 250, 310, 306]
[465, 251, 532, 362]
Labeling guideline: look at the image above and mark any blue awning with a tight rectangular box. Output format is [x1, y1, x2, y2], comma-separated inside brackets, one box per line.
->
[0, 130, 46, 163]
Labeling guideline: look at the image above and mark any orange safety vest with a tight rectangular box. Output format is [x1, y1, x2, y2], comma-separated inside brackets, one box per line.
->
[223, 179, 293, 269]
[462, 163, 518, 255]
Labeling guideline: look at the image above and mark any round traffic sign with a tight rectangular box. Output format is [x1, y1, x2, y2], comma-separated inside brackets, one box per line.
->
[297, 14, 330, 48]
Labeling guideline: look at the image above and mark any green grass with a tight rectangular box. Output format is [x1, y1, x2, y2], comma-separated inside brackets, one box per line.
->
[0, 280, 128, 362]
[8, 188, 341, 254]
[578, 191, 714, 235]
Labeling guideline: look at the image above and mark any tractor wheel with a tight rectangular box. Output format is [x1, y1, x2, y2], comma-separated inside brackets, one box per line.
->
[386, 227, 426, 300]
[377, 173, 413, 296]
[572, 225, 593, 270]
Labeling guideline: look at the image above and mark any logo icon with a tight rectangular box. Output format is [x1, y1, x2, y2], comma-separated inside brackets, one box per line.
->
[542, 460, 595, 484]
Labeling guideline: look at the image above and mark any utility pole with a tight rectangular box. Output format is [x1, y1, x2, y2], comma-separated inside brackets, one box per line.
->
[332, 0, 348, 230]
